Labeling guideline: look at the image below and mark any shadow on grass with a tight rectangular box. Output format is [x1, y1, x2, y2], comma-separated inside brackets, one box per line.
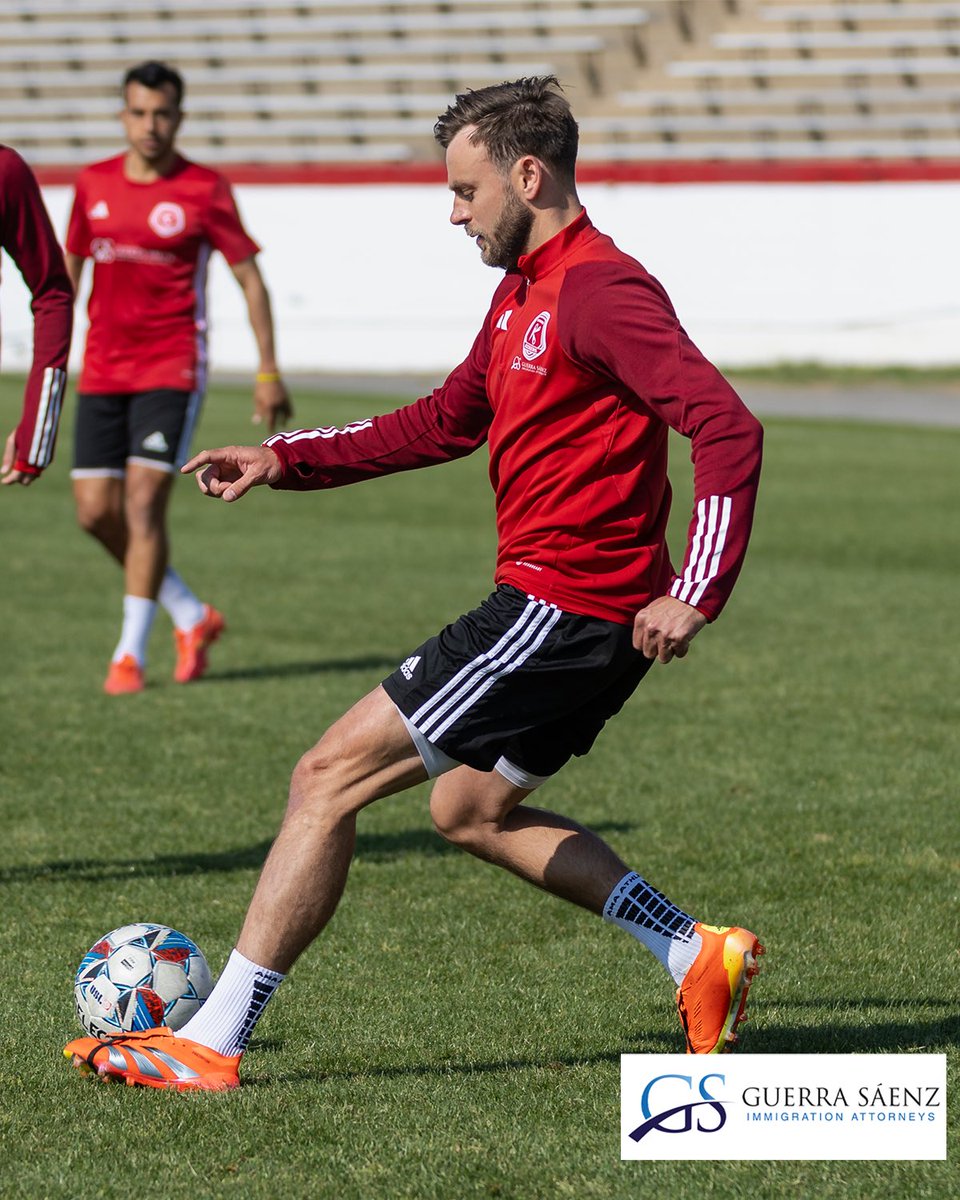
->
[242, 1013, 960, 1088]
[244, 1045, 648, 1088]
[752, 1012, 960, 1054]
[199, 655, 400, 683]
[0, 821, 638, 884]
[780, 997, 955, 1012]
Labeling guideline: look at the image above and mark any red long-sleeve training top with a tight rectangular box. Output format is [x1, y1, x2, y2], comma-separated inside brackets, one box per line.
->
[266, 211, 763, 625]
[0, 146, 72, 476]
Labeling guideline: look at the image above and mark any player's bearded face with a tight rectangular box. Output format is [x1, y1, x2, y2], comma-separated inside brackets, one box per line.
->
[477, 182, 534, 270]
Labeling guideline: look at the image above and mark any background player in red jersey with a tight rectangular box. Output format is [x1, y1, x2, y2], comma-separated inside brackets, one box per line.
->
[0, 145, 72, 488]
[64, 61, 292, 694]
[66, 78, 765, 1089]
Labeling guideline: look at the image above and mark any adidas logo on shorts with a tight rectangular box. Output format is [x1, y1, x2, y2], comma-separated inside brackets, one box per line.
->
[399, 655, 421, 681]
[142, 430, 170, 453]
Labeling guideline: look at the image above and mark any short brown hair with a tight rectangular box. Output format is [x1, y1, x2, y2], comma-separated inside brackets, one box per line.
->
[434, 76, 578, 180]
[123, 60, 184, 107]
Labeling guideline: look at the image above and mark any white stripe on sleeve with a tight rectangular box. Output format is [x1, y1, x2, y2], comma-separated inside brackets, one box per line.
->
[672, 495, 732, 607]
[264, 420, 373, 447]
[29, 367, 67, 467]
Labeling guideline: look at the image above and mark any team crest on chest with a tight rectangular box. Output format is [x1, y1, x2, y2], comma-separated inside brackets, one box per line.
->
[148, 202, 186, 238]
[522, 310, 551, 361]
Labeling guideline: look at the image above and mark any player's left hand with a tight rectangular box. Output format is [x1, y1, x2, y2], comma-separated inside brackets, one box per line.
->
[0, 430, 36, 487]
[633, 595, 707, 663]
[252, 377, 293, 434]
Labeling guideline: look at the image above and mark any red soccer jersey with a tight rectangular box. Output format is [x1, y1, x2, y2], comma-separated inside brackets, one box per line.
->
[265, 212, 762, 624]
[66, 154, 259, 394]
[0, 145, 72, 475]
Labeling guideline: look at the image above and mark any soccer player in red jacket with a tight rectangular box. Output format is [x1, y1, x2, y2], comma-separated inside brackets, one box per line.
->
[66, 78, 765, 1090]
[65, 61, 292, 695]
[0, 146, 72, 487]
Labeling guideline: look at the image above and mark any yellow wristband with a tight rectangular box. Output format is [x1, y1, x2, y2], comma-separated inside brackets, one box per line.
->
[256, 371, 280, 383]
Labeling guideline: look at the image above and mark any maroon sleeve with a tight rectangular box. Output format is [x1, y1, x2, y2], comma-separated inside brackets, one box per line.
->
[560, 260, 762, 621]
[203, 173, 260, 266]
[263, 280, 513, 490]
[0, 148, 73, 475]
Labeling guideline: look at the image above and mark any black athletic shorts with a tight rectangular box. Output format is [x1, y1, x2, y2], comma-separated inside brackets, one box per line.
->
[72, 389, 201, 474]
[382, 584, 654, 780]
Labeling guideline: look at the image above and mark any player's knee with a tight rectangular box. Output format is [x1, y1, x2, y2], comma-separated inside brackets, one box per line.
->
[430, 787, 484, 847]
[123, 498, 166, 539]
[288, 746, 343, 817]
[75, 500, 116, 540]
[287, 729, 365, 820]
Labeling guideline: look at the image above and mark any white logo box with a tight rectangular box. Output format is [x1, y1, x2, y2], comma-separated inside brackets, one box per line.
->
[621, 1054, 946, 1160]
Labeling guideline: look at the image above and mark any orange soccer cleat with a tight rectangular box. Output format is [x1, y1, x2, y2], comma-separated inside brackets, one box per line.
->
[103, 654, 145, 695]
[63, 1028, 241, 1091]
[173, 605, 225, 684]
[676, 924, 764, 1054]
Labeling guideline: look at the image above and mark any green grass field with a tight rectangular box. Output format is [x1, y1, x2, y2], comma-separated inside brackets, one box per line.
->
[0, 376, 957, 1198]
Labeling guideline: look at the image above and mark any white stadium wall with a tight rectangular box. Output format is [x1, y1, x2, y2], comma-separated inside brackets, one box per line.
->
[2, 181, 957, 377]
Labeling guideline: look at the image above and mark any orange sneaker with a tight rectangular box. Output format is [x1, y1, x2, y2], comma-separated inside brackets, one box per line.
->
[173, 605, 225, 683]
[676, 924, 764, 1054]
[103, 655, 144, 695]
[63, 1028, 241, 1091]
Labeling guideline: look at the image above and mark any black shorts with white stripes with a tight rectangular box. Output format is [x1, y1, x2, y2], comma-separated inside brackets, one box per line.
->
[382, 585, 654, 777]
[73, 389, 199, 473]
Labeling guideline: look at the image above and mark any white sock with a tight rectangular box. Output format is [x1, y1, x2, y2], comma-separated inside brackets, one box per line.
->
[112, 595, 158, 665]
[158, 567, 205, 632]
[603, 871, 703, 986]
[178, 948, 285, 1057]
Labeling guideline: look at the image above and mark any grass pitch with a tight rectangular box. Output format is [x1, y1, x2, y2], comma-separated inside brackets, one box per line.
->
[0, 376, 957, 1198]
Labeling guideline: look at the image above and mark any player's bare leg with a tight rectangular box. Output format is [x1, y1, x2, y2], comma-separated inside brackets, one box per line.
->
[126, 465, 226, 684]
[74, 466, 182, 598]
[65, 685, 429, 1086]
[73, 474, 128, 562]
[75, 465, 173, 690]
[430, 765, 627, 913]
[75, 466, 221, 688]
[429, 765, 762, 1053]
[123, 462, 174, 599]
[236, 685, 428, 972]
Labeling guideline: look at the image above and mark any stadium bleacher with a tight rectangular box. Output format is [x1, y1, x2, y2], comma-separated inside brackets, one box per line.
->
[1, 0, 957, 167]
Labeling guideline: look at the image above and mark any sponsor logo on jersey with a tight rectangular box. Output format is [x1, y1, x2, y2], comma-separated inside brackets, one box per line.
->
[148, 201, 186, 239]
[142, 431, 170, 453]
[91, 237, 116, 263]
[522, 310, 551, 361]
[88, 200, 110, 220]
[510, 354, 547, 379]
[89, 237, 176, 266]
[495, 309, 513, 332]
[400, 655, 421, 680]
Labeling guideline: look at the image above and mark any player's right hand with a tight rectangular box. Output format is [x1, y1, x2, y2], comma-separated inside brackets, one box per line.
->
[0, 429, 37, 487]
[180, 444, 282, 503]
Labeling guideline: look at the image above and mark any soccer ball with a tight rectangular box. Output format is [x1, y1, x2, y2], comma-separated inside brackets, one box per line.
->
[74, 923, 213, 1040]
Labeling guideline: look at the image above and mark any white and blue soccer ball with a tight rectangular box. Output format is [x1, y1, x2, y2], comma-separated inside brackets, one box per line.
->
[74, 923, 213, 1040]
